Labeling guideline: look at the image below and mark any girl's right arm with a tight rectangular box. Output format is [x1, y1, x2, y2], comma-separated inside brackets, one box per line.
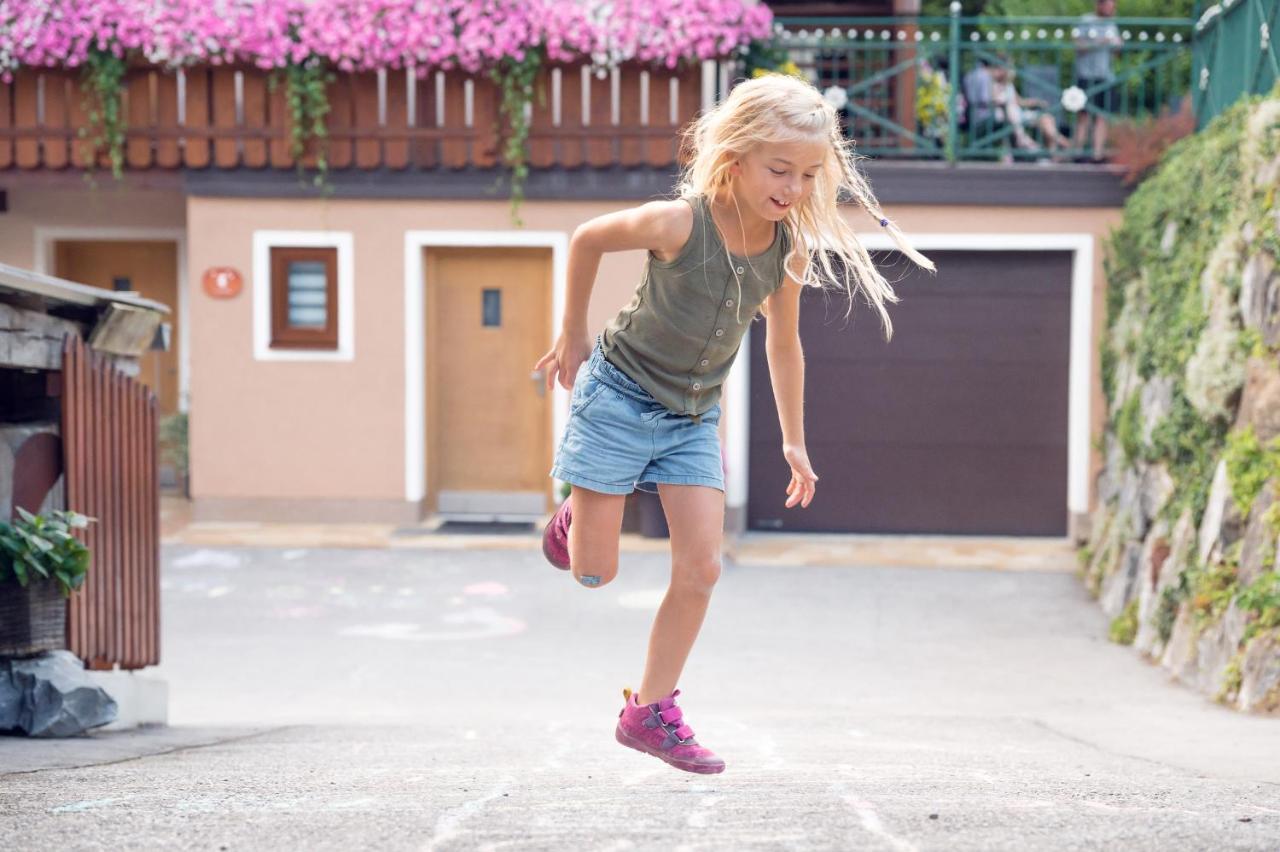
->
[534, 199, 693, 391]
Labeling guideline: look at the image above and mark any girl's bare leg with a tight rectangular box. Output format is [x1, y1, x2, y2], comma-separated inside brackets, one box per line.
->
[635, 483, 725, 705]
[569, 487, 627, 588]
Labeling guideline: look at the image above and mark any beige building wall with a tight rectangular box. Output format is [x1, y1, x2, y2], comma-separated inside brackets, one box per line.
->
[0, 183, 186, 270]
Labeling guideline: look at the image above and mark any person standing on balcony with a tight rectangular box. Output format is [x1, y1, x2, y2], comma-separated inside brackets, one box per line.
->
[532, 73, 935, 774]
[1071, 0, 1124, 163]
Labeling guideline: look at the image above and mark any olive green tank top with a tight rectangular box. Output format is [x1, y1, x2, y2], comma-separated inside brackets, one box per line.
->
[601, 193, 791, 417]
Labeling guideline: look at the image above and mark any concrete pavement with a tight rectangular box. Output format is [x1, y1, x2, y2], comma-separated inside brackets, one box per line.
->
[3, 538, 1278, 850]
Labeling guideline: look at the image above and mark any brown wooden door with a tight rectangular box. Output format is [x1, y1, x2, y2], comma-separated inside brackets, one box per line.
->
[425, 247, 552, 519]
[748, 250, 1073, 536]
[54, 240, 179, 417]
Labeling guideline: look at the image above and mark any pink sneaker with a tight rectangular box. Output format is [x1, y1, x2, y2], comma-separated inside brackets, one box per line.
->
[541, 496, 572, 570]
[615, 687, 725, 774]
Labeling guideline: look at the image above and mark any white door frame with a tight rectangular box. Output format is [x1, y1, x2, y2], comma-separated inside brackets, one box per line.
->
[33, 227, 190, 412]
[403, 230, 570, 506]
[726, 233, 1095, 529]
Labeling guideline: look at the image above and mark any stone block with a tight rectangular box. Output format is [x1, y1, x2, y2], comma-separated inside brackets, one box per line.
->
[0, 650, 118, 737]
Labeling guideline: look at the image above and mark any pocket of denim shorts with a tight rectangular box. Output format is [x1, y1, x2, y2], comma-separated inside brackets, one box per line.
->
[569, 373, 608, 416]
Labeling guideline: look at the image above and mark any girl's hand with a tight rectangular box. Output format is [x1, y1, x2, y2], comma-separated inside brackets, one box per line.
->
[782, 443, 818, 508]
[534, 330, 591, 391]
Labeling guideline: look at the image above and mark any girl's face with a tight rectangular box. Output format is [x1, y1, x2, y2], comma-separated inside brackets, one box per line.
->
[729, 140, 829, 221]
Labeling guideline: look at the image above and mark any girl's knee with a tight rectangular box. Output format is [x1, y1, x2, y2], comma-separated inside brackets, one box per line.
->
[572, 564, 618, 588]
[674, 556, 722, 594]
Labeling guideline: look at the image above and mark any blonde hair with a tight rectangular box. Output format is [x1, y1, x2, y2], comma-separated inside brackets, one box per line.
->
[674, 73, 935, 340]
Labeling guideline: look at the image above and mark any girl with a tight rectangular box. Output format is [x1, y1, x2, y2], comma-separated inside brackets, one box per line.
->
[533, 73, 935, 775]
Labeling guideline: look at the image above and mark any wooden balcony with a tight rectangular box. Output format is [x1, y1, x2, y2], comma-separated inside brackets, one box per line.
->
[0, 61, 703, 173]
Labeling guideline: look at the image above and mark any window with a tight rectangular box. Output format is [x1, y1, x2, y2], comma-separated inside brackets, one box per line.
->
[252, 231, 354, 362]
[269, 246, 338, 349]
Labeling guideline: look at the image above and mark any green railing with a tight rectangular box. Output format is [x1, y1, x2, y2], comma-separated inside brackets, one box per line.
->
[1192, 0, 1280, 128]
[757, 12, 1195, 163]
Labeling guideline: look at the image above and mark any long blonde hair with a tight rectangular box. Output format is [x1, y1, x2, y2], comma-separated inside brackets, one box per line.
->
[675, 73, 935, 340]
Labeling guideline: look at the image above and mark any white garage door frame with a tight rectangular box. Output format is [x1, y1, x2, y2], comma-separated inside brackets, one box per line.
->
[724, 233, 1094, 530]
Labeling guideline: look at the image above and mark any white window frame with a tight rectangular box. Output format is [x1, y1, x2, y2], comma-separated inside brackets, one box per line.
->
[253, 230, 355, 362]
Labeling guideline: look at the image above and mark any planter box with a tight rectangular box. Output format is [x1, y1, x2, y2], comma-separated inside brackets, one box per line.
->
[0, 581, 66, 657]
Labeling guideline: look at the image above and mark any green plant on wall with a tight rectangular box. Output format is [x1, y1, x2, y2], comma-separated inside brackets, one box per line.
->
[0, 508, 94, 599]
[1109, 598, 1140, 644]
[1223, 425, 1280, 515]
[267, 60, 336, 193]
[490, 47, 547, 227]
[78, 48, 128, 181]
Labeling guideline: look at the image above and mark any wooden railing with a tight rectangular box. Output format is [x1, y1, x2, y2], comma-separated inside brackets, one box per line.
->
[0, 62, 703, 172]
[61, 335, 160, 671]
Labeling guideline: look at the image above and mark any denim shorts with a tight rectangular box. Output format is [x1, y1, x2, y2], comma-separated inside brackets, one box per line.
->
[549, 343, 724, 495]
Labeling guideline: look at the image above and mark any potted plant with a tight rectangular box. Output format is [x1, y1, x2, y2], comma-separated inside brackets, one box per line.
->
[0, 509, 94, 657]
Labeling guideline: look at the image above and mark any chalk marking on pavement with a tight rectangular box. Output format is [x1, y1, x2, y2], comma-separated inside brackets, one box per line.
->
[842, 794, 919, 852]
[339, 608, 526, 641]
[50, 796, 132, 814]
[421, 777, 514, 852]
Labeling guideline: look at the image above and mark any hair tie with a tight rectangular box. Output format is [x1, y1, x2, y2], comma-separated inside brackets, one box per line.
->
[879, 218, 889, 227]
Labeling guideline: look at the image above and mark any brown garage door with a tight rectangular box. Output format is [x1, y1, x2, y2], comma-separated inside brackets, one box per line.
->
[748, 249, 1072, 536]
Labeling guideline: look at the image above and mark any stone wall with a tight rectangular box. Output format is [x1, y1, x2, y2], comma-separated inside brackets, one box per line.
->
[1084, 88, 1280, 713]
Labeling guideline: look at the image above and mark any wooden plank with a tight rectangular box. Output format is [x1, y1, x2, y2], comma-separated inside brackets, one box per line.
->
[241, 68, 268, 167]
[470, 75, 499, 168]
[60, 338, 78, 652]
[14, 72, 39, 167]
[645, 71, 674, 166]
[124, 69, 153, 168]
[559, 65, 585, 168]
[267, 70, 292, 168]
[41, 71, 70, 169]
[66, 73, 94, 168]
[353, 72, 381, 168]
[147, 391, 159, 665]
[526, 67, 555, 168]
[211, 65, 239, 168]
[586, 67, 613, 167]
[384, 69, 409, 169]
[325, 74, 353, 169]
[618, 66, 644, 166]
[154, 71, 180, 167]
[440, 72, 468, 168]
[0, 75, 12, 169]
[411, 71, 438, 168]
[122, 376, 134, 666]
[183, 68, 211, 168]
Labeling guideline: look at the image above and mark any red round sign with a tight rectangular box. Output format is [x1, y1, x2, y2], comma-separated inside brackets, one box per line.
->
[202, 266, 243, 299]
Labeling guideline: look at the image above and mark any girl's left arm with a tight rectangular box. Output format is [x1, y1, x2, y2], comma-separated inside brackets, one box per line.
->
[761, 260, 818, 509]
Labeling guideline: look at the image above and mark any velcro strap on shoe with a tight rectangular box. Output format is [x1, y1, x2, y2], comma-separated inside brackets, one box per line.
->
[675, 724, 694, 740]
[658, 707, 683, 725]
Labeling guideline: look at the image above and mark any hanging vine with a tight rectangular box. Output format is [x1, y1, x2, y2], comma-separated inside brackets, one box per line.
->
[489, 47, 545, 227]
[268, 58, 335, 193]
[78, 48, 127, 181]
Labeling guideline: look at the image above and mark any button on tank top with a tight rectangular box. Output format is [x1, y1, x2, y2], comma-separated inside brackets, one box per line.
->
[601, 193, 791, 417]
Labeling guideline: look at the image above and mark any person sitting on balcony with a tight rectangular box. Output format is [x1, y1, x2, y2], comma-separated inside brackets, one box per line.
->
[991, 64, 1071, 161]
[1072, 0, 1123, 163]
[962, 58, 995, 137]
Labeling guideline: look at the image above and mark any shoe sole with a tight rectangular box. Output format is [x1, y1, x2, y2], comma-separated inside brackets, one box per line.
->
[540, 516, 570, 571]
[615, 725, 725, 774]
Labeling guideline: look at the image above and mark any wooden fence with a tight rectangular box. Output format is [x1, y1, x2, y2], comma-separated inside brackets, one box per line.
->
[60, 335, 160, 670]
[0, 62, 703, 172]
